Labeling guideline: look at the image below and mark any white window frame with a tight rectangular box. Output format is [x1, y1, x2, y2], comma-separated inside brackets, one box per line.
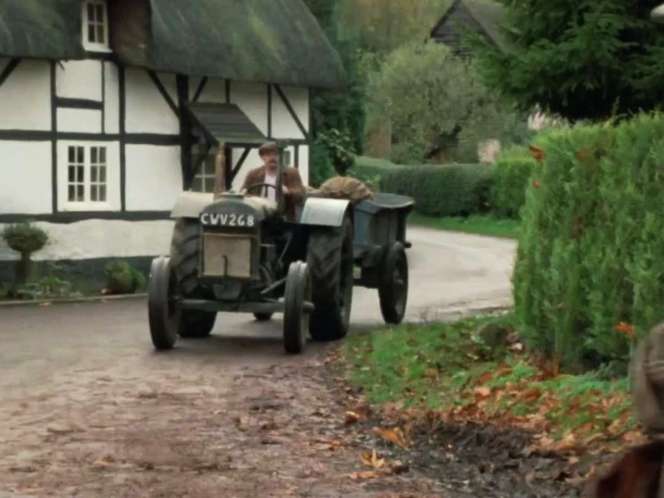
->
[62, 143, 114, 211]
[82, 0, 111, 52]
[191, 156, 217, 193]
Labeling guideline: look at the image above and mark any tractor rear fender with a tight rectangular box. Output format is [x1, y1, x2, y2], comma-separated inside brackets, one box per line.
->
[299, 198, 351, 227]
[171, 192, 214, 219]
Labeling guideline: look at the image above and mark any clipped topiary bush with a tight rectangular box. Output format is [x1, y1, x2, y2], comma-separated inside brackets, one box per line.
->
[381, 163, 493, 217]
[490, 147, 536, 219]
[1, 222, 48, 290]
[105, 261, 146, 295]
[514, 113, 664, 372]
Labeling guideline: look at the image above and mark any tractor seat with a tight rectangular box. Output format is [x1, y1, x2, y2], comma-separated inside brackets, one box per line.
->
[244, 196, 278, 217]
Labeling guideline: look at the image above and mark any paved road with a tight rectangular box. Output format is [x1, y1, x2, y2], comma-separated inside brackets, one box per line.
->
[0, 227, 516, 497]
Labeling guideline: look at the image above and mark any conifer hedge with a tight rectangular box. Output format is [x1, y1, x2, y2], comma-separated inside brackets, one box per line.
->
[380, 163, 492, 217]
[514, 114, 664, 371]
[490, 147, 536, 219]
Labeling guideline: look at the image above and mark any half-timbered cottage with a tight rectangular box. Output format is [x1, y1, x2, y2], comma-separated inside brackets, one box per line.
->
[0, 0, 344, 281]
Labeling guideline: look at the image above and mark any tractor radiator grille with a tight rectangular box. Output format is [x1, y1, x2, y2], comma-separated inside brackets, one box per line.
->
[202, 233, 253, 279]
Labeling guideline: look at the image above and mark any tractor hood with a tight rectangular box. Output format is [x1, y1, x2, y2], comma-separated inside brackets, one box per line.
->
[171, 192, 278, 222]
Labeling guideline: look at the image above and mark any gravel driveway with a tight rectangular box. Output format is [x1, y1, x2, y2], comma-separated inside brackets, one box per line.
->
[0, 228, 516, 497]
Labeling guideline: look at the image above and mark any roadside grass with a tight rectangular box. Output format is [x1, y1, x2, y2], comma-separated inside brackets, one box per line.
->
[409, 213, 520, 240]
[343, 315, 638, 453]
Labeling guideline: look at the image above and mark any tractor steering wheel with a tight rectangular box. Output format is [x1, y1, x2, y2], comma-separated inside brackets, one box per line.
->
[245, 183, 280, 196]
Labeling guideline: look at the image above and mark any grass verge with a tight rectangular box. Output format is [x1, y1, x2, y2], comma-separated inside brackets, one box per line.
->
[409, 213, 520, 239]
[343, 315, 639, 453]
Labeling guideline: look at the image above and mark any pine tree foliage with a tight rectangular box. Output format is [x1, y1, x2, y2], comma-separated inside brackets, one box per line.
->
[477, 0, 664, 120]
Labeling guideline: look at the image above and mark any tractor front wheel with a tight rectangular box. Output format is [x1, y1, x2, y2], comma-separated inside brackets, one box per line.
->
[283, 262, 311, 354]
[148, 257, 181, 350]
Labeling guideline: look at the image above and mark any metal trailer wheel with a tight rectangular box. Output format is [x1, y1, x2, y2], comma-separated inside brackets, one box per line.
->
[283, 261, 311, 354]
[148, 256, 181, 350]
[378, 242, 409, 325]
[307, 216, 354, 341]
[179, 310, 216, 338]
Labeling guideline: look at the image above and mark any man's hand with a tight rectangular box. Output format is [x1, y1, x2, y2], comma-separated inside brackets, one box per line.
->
[282, 185, 290, 195]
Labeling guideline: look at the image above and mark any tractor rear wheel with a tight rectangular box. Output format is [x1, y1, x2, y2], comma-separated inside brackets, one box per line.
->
[170, 218, 204, 297]
[148, 257, 181, 350]
[179, 310, 216, 338]
[306, 216, 354, 342]
[378, 242, 409, 325]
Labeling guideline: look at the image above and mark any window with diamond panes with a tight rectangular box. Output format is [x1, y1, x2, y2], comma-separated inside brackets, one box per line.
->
[90, 146, 107, 202]
[68, 146, 85, 202]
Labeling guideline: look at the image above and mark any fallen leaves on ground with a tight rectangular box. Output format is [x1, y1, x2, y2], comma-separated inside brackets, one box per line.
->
[361, 449, 385, 469]
[373, 426, 409, 449]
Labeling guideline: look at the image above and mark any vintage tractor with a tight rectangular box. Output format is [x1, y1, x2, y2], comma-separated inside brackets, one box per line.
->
[148, 147, 413, 354]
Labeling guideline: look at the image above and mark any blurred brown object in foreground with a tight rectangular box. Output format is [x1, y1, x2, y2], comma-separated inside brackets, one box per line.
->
[585, 441, 664, 498]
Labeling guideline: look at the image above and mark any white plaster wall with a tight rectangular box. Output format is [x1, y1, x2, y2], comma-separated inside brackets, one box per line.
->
[194, 77, 225, 104]
[56, 60, 102, 101]
[125, 145, 182, 211]
[56, 140, 121, 212]
[57, 108, 103, 134]
[298, 145, 310, 186]
[0, 60, 51, 130]
[230, 148, 262, 191]
[0, 220, 175, 261]
[104, 62, 120, 134]
[125, 69, 179, 134]
[230, 81, 268, 136]
[271, 85, 308, 140]
[0, 141, 52, 214]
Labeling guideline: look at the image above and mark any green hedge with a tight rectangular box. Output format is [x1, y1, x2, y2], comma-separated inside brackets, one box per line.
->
[514, 113, 664, 371]
[490, 147, 536, 219]
[381, 163, 492, 217]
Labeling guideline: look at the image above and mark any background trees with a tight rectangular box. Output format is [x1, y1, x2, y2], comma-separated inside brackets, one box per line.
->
[477, 0, 664, 121]
[367, 41, 528, 163]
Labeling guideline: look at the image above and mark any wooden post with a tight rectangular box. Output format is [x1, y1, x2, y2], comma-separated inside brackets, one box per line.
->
[213, 145, 226, 199]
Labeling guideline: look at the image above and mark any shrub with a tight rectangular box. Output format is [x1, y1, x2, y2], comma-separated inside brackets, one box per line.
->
[490, 147, 537, 219]
[309, 141, 336, 187]
[1, 222, 48, 290]
[381, 163, 493, 217]
[349, 156, 401, 191]
[105, 261, 146, 295]
[514, 113, 664, 372]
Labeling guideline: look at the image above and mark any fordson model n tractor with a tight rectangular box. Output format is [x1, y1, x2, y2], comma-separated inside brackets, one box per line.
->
[148, 145, 414, 354]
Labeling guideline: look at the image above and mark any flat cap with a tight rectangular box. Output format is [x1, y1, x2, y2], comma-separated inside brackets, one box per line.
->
[258, 142, 279, 156]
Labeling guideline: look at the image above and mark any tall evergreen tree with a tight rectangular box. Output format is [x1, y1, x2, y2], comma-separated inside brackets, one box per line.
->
[477, 0, 664, 120]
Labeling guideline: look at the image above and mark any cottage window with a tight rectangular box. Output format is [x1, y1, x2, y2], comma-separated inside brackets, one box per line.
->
[82, 0, 110, 51]
[192, 158, 216, 194]
[66, 145, 108, 205]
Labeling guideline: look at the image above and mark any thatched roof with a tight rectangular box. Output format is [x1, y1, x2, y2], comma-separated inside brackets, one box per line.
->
[0, 0, 85, 60]
[0, 0, 345, 89]
[431, 0, 506, 52]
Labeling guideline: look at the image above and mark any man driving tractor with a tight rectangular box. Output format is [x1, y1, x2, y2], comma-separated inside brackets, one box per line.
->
[242, 142, 305, 220]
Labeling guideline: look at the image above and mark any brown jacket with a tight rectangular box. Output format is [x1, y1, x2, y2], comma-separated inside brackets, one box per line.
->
[242, 165, 305, 220]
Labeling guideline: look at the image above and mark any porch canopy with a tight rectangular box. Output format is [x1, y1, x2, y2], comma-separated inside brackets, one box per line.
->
[187, 103, 266, 147]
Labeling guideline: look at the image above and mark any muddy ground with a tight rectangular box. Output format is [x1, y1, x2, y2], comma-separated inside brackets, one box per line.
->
[0, 230, 595, 497]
